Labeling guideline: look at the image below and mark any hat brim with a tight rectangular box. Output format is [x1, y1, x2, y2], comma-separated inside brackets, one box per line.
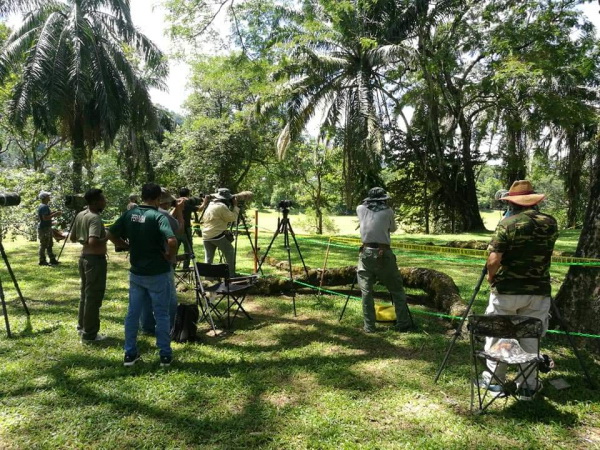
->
[501, 193, 545, 206]
[212, 194, 232, 201]
[363, 195, 390, 202]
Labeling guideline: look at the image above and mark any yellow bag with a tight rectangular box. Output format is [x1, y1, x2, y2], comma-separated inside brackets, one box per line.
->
[375, 303, 396, 322]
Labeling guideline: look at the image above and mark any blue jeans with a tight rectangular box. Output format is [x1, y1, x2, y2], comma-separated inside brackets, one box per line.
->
[140, 267, 177, 333]
[125, 271, 172, 358]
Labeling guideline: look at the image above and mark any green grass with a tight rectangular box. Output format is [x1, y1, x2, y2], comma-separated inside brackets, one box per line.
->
[0, 225, 599, 449]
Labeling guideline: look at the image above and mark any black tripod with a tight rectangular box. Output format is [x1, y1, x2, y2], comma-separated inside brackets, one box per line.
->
[232, 207, 263, 276]
[0, 237, 30, 337]
[433, 266, 596, 389]
[57, 209, 82, 262]
[257, 205, 309, 316]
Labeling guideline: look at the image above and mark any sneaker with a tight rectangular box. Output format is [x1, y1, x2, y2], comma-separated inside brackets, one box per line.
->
[160, 355, 172, 367]
[39, 261, 50, 266]
[516, 382, 543, 401]
[473, 378, 504, 396]
[77, 328, 83, 336]
[49, 260, 60, 265]
[81, 334, 107, 344]
[123, 353, 141, 367]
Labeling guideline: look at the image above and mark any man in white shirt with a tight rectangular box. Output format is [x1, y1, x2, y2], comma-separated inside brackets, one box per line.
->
[201, 188, 239, 277]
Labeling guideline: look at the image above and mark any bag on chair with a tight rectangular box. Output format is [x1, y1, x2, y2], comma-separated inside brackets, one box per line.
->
[171, 303, 200, 343]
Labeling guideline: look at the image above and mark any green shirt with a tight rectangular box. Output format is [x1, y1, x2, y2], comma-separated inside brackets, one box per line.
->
[488, 209, 558, 295]
[70, 209, 106, 244]
[109, 205, 175, 276]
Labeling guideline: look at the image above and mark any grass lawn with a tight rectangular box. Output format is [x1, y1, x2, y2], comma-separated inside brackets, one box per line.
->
[0, 218, 599, 448]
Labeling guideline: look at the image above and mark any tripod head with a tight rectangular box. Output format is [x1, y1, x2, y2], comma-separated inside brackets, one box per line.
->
[277, 199, 293, 219]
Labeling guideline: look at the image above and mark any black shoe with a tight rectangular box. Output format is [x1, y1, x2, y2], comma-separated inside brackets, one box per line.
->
[49, 260, 60, 265]
[39, 261, 50, 266]
[160, 355, 172, 367]
[123, 353, 141, 367]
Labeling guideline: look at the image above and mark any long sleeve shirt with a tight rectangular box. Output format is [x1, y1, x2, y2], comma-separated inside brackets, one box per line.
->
[202, 202, 240, 240]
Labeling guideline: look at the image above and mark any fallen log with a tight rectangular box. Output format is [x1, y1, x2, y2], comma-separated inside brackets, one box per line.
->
[251, 255, 466, 317]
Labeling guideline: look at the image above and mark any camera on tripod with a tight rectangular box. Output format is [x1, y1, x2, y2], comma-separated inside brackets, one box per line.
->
[65, 194, 87, 210]
[186, 196, 204, 207]
[0, 193, 21, 207]
[278, 199, 293, 210]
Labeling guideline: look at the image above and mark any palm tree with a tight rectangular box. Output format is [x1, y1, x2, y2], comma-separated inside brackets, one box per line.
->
[272, 0, 416, 206]
[0, 0, 167, 191]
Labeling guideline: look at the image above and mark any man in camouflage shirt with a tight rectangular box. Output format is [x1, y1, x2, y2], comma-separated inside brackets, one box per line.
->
[480, 180, 558, 400]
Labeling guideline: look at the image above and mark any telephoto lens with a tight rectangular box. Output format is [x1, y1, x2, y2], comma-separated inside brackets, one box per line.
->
[0, 192, 21, 207]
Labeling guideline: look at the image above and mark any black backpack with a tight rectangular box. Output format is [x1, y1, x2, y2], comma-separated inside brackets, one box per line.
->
[170, 304, 200, 343]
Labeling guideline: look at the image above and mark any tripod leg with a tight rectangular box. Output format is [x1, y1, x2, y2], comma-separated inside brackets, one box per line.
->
[0, 244, 29, 316]
[239, 213, 263, 275]
[186, 235, 217, 334]
[434, 267, 487, 384]
[339, 274, 357, 322]
[550, 298, 596, 389]
[282, 223, 297, 316]
[287, 221, 310, 279]
[57, 213, 77, 262]
[257, 219, 283, 273]
[0, 277, 12, 338]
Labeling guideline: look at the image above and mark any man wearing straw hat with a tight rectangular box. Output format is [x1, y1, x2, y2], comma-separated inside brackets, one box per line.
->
[356, 187, 412, 333]
[479, 180, 558, 400]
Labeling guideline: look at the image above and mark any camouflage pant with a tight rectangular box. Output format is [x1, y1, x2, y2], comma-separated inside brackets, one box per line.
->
[357, 247, 411, 332]
[38, 228, 56, 262]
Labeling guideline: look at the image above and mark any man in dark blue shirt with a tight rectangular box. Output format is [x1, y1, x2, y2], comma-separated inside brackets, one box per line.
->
[37, 191, 62, 266]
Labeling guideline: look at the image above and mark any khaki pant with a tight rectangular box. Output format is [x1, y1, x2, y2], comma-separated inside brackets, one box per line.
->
[357, 247, 411, 332]
[38, 227, 55, 262]
[483, 292, 550, 389]
[78, 255, 107, 340]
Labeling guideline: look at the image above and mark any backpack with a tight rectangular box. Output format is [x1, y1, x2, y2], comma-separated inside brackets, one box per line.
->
[170, 304, 199, 343]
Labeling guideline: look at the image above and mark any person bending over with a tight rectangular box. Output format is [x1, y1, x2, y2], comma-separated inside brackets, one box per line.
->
[201, 188, 239, 277]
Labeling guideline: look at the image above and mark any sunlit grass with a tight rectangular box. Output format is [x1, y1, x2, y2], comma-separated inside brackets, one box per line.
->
[0, 227, 598, 448]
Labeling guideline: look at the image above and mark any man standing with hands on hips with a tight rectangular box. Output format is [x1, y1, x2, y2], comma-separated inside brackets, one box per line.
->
[356, 187, 412, 333]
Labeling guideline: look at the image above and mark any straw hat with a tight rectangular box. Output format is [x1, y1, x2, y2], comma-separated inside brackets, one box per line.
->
[501, 180, 545, 206]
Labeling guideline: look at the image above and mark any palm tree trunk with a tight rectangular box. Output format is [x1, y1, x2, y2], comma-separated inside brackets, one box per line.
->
[71, 116, 85, 193]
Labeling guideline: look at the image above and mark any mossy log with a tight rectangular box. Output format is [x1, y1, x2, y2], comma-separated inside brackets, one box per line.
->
[251, 255, 466, 317]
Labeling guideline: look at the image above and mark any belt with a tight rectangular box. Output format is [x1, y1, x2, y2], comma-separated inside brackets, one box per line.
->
[363, 243, 390, 249]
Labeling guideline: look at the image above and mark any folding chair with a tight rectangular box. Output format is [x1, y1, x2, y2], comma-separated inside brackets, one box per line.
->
[174, 253, 194, 288]
[468, 314, 545, 413]
[195, 262, 257, 329]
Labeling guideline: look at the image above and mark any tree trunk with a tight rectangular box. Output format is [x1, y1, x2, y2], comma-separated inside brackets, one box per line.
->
[504, 116, 527, 185]
[458, 115, 486, 231]
[71, 115, 85, 193]
[565, 128, 583, 228]
[554, 147, 600, 351]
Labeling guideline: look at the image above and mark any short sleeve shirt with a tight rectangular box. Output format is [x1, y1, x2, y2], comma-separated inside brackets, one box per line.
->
[109, 205, 175, 276]
[71, 209, 106, 244]
[37, 204, 52, 230]
[488, 209, 558, 295]
[356, 204, 397, 245]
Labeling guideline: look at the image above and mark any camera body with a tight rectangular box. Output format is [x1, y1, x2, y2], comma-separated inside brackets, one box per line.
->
[0, 192, 21, 207]
[65, 194, 87, 210]
[278, 199, 293, 210]
[186, 196, 203, 207]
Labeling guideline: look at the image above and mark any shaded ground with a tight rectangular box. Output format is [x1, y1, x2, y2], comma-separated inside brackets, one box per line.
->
[0, 235, 598, 449]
